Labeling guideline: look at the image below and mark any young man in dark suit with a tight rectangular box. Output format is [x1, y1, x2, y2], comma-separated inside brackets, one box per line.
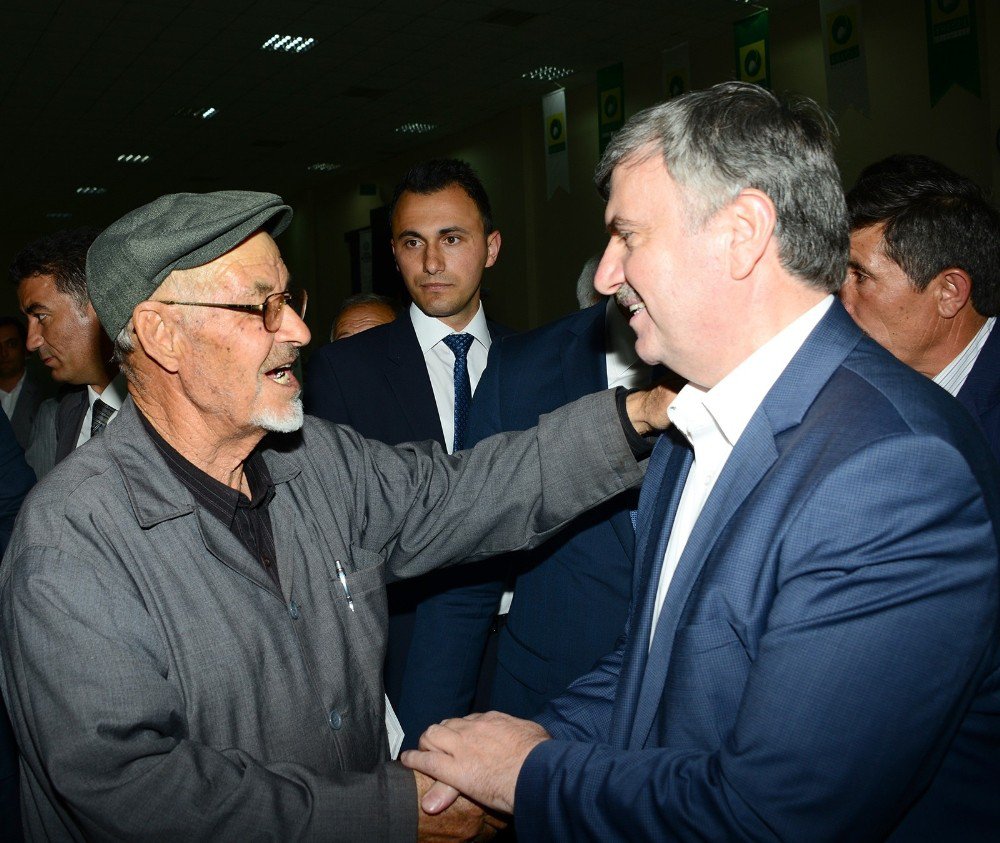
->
[304, 159, 512, 710]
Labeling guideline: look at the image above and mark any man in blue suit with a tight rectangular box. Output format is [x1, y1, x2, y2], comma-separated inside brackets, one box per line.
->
[304, 159, 512, 711]
[403, 83, 1000, 840]
[841, 154, 1000, 459]
[397, 295, 653, 745]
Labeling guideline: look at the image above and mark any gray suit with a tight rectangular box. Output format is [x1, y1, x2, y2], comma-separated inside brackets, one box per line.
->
[0, 390, 642, 840]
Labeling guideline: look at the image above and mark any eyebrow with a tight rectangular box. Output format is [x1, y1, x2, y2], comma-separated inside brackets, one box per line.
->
[397, 225, 471, 239]
[23, 302, 47, 315]
[847, 258, 870, 275]
[605, 215, 640, 233]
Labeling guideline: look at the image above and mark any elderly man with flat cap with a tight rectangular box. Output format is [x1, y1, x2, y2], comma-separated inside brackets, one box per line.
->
[0, 191, 670, 840]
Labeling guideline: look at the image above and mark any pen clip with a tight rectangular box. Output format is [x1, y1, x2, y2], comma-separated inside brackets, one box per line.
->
[334, 559, 356, 613]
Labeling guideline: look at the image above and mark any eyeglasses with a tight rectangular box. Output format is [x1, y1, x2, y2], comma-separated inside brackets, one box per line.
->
[158, 288, 308, 333]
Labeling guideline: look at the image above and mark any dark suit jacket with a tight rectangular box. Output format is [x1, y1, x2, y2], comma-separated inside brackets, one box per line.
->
[303, 313, 513, 706]
[54, 387, 89, 463]
[517, 302, 1000, 841]
[956, 319, 1000, 462]
[396, 303, 640, 746]
[8, 371, 46, 451]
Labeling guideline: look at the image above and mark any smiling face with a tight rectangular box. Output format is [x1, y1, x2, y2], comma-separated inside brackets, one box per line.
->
[18, 272, 108, 386]
[165, 232, 311, 437]
[390, 184, 501, 331]
[840, 223, 943, 374]
[593, 151, 730, 387]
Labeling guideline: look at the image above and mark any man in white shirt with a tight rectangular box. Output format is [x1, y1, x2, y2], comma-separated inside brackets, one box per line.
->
[10, 228, 122, 476]
[402, 83, 1000, 842]
[841, 154, 1000, 460]
[304, 159, 512, 711]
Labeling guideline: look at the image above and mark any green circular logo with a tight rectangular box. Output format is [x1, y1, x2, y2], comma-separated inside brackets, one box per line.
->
[937, 0, 960, 12]
[744, 49, 762, 78]
[668, 75, 684, 97]
[603, 94, 619, 119]
[832, 15, 852, 45]
[549, 119, 563, 141]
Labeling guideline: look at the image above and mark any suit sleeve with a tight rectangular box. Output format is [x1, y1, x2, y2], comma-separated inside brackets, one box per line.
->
[514, 435, 1000, 842]
[395, 341, 510, 748]
[303, 343, 352, 424]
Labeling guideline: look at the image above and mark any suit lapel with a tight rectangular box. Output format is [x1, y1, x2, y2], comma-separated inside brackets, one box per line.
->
[380, 318, 446, 446]
[957, 319, 1000, 422]
[625, 301, 863, 749]
[55, 389, 88, 461]
[609, 432, 692, 748]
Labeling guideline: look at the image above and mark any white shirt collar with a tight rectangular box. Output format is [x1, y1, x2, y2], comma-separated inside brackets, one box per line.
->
[409, 301, 490, 352]
[669, 295, 833, 450]
[604, 298, 644, 384]
[933, 316, 996, 397]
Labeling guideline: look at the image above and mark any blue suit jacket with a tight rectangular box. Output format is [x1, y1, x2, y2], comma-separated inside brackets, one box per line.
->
[516, 302, 1000, 841]
[397, 303, 640, 745]
[303, 313, 513, 706]
[955, 319, 1000, 462]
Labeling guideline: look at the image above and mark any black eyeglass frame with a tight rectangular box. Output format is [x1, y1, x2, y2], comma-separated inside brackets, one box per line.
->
[157, 289, 307, 332]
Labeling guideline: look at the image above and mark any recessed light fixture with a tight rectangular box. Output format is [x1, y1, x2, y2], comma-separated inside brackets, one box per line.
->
[76, 186, 107, 195]
[117, 153, 151, 163]
[395, 122, 436, 134]
[308, 163, 341, 172]
[177, 106, 218, 119]
[522, 66, 574, 82]
[46, 212, 73, 220]
[262, 34, 316, 53]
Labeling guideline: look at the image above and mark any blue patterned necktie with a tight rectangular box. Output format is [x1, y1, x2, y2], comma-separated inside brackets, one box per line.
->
[90, 398, 115, 437]
[443, 333, 475, 452]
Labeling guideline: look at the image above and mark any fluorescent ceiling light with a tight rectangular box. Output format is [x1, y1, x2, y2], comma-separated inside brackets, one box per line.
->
[308, 163, 341, 172]
[262, 34, 316, 53]
[522, 66, 574, 82]
[76, 186, 107, 195]
[177, 107, 217, 119]
[117, 153, 151, 163]
[46, 212, 72, 220]
[395, 122, 436, 134]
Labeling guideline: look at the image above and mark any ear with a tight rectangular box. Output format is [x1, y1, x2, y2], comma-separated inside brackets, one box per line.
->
[484, 230, 502, 268]
[389, 237, 402, 273]
[132, 303, 184, 374]
[933, 268, 973, 319]
[726, 189, 776, 280]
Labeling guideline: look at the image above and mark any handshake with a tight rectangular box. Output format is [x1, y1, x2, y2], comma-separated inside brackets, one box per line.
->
[402, 711, 552, 842]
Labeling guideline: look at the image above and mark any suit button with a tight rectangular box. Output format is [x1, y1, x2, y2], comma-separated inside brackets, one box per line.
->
[288, 600, 300, 620]
[328, 709, 342, 730]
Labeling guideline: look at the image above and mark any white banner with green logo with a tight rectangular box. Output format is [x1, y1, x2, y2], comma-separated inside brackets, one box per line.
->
[925, 0, 980, 105]
[597, 63, 625, 156]
[821, 1, 870, 117]
[734, 10, 770, 89]
[543, 88, 570, 198]
[662, 42, 690, 101]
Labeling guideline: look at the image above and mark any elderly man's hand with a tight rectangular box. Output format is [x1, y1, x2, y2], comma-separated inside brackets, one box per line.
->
[403, 712, 551, 816]
[626, 372, 686, 436]
[415, 770, 506, 842]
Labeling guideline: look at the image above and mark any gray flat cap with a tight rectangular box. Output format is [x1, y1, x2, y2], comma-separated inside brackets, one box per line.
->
[86, 190, 292, 339]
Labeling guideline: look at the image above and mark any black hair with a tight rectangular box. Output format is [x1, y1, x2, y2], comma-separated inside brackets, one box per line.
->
[388, 159, 494, 236]
[9, 227, 101, 311]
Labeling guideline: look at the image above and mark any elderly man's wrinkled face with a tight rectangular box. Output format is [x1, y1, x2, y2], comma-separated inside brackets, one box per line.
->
[169, 232, 310, 435]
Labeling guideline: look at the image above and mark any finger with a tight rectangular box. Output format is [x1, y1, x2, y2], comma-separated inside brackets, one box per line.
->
[421, 780, 461, 814]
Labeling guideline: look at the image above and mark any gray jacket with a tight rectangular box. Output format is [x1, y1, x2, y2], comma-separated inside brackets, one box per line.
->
[0, 390, 642, 841]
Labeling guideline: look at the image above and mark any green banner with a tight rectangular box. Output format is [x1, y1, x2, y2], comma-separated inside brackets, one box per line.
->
[597, 63, 625, 155]
[925, 0, 980, 105]
[734, 10, 770, 90]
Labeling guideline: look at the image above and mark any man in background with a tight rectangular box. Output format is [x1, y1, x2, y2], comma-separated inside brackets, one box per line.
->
[305, 159, 513, 711]
[841, 154, 1000, 458]
[0, 315, 48, 450]
[330, 292, 397, 341]
[10, 228, 124, 476]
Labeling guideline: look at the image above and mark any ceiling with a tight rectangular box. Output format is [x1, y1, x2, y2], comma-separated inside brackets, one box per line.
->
[1, 0, 801, 234]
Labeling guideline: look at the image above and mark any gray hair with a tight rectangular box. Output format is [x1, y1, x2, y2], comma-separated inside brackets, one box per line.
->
[595, 82, 848, 293]
[575, 255, 603, 309]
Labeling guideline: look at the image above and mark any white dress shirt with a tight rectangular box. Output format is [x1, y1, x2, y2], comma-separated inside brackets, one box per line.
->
[649, 296, 834, 645]
[933, 316, 995, 397]
[1, 371, 25, 419]
[76, 373, 127, 448]
[409, 302, 492, 454]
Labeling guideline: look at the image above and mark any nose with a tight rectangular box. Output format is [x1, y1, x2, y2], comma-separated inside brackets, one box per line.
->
[594, 242, 624, 296]
[26, 321, 43, 352]
[279, 305, 311, 347]
[423, 241, 444, 275]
